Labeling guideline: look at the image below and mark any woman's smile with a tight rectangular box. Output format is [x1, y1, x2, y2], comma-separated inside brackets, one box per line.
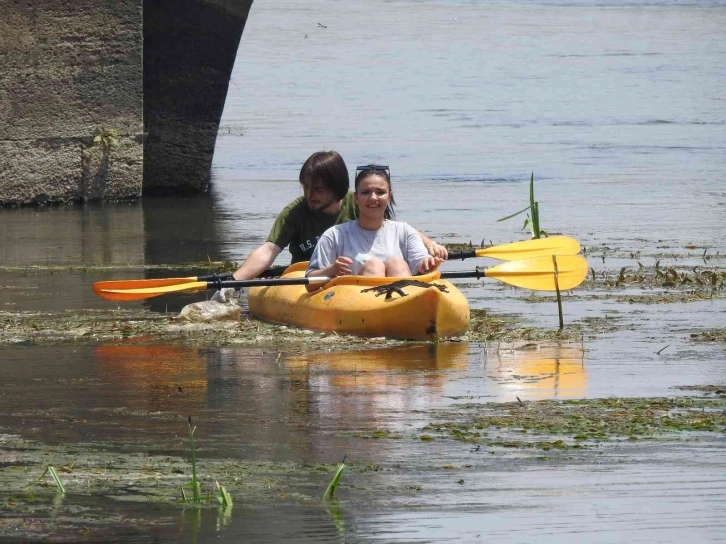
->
[355, 174, 391, 228]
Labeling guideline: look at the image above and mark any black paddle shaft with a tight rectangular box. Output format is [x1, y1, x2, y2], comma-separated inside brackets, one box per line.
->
[196, 266, 286, 285]
[447, 250, 477, 260]
[207, 276, 324, 289]
[441, 268, 485, 280]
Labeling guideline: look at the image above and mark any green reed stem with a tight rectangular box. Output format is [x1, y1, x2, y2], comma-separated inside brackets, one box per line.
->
[323, 456, 346, 502]
[47, 466, 66, 494]
[188, 416, 201, 501]
[530, 173, 541, 239]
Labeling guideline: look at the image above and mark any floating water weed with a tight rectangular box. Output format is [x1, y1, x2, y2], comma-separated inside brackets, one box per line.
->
[599, 263, 726, 293]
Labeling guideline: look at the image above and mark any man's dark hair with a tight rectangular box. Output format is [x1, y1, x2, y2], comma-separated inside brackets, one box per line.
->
[299, 151, 350, 200]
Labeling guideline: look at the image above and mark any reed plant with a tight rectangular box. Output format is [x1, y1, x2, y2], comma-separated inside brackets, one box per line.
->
[179, 417, 232, 508]
[499, 173, 566, 326]
[497, 173, 545, 239]
[23, 465, 66, 494]
[322, 455, 346, 502]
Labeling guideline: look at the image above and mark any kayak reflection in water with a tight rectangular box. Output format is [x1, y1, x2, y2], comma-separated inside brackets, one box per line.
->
[305, 164, 445, 291]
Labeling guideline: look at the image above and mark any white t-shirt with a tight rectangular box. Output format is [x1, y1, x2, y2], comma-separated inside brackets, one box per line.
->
[307, 220, 428, 275]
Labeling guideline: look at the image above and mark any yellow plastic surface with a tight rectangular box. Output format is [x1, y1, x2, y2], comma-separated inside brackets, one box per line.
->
[474, 236, 581, 260]
[484, 255, 588, 291]
[248, 264, 470, 340]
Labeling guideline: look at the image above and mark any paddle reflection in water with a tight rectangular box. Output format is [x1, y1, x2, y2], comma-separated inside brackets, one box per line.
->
[487, 342, 586, 400]
[95, 343, 209, 411]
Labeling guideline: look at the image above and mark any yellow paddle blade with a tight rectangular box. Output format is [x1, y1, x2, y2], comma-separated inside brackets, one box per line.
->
[485, 255, 588, 291]
[474, 236, 581, 261]
[98, 281, 209, 301]
[92, 277, 199, 297]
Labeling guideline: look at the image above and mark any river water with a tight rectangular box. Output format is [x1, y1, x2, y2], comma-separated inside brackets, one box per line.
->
[1, 0, 725, 541]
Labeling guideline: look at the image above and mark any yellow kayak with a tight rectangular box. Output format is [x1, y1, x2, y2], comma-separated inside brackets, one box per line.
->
[247, 263, 470, 340]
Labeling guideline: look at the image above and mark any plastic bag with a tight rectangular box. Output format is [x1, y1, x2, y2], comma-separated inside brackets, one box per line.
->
[177, 288, 241, 322]
[210, 287, 238, 303]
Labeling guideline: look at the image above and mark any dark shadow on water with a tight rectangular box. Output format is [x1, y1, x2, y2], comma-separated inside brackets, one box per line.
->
[0, 193, 233, 313]
[142, 194, 227, 313]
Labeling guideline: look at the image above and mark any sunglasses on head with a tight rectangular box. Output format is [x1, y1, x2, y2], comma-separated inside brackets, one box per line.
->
[355, 164, 390, 180]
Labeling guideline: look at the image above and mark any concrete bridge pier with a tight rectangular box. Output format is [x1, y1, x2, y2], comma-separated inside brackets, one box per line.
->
[143, 0, 253, 195]
[0, 0, 253, 205]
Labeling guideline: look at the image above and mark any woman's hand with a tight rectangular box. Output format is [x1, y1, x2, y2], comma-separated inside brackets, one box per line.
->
[327, 256, 353, 277]
[306, 256, 354, 292]
[425, 242, 448, 259]
[417, 256, 444, 274]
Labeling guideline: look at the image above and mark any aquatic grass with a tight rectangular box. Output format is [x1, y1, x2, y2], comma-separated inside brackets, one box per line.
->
[497, 173, 545, 239]
[690, 329, 726, 344]
[23, 465, 66, 494]
[422, 397, 726, 447]
[498, 174, 573, 326]
[0, 260, 240, 274]
[322, 456, 346, 502]
[187, 416, 201, 502]
[597, 263, 725, 292]
[547, 256, 568, 331]
[216, 480, 233, 507]
[46, 466, 66, 494]
[178, 417, 232, 508]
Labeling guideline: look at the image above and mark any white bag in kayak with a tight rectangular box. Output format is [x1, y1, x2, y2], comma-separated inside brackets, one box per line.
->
[177, 288, 241, 322]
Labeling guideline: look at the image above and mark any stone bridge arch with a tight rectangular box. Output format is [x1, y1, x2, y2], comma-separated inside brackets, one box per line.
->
[0, 0, 254, 205]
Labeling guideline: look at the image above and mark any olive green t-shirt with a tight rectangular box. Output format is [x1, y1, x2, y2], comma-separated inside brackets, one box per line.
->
[267, 192, 358, 263]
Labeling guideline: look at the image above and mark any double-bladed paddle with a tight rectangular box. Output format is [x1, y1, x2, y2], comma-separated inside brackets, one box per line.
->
[91, 236, 580, 296]
[447, 235, 580, 261]
[90, 267, 286, 298]
[95, 255, 588, 301]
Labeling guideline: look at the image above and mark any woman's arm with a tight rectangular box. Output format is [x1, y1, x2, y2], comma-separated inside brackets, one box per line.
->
[416, 231, 448, 259]
[405, 224, 445, 274]
[305, 230, 352, 291]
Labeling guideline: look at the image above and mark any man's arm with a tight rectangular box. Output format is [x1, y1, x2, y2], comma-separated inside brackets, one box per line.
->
[416, 231, 448, 259]
[232, 242, 283, 280]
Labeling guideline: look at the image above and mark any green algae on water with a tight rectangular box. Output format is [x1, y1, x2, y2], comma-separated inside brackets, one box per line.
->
[421, 396, 726, 448]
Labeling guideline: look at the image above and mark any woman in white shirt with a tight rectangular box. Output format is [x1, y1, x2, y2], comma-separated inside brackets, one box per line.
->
[306, 165, 444, 287]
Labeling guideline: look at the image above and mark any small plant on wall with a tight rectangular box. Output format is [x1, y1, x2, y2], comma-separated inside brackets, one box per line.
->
[92, 127, 121, 153]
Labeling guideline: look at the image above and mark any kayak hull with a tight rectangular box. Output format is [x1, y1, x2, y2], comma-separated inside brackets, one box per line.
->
[247, 264, 470, 340]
